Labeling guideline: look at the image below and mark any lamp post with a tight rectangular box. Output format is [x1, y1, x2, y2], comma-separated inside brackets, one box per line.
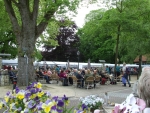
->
[24, 52, 28, 86]
[77, 50, 80, 70]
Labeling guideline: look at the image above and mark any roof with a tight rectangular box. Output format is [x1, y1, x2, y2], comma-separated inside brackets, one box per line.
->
[134, 55, 150, 62]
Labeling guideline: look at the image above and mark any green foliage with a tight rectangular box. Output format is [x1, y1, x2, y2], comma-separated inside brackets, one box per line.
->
[78, 0, 150, 64]
[117, 0, 150, 63]
[78, 9, 115, 63]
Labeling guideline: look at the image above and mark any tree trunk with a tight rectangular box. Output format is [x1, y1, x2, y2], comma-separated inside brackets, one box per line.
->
[4, 0, 55, 86]
[114, 25, 120, 77]
[17, 24, 36, 85]
[138, 55, 142, 79]
[114, 1, 122, 77]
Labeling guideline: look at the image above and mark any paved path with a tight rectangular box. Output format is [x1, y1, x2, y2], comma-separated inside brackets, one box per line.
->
[0, 75, 138, 113]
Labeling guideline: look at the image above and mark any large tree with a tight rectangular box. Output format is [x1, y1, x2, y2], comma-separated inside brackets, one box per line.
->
[78, 9, 116, 63]
[3, 0, 80, 85]
[0, 1, 17, 58]
[41, 20, 80, 62]
[118, 0, 150, 75]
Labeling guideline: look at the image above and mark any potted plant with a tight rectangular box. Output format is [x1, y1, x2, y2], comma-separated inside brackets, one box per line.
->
[79, 95, 104, 112]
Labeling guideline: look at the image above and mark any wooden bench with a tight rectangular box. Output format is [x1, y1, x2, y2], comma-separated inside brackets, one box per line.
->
[36, 74, 46, 84]
[51, 74, 60, 84]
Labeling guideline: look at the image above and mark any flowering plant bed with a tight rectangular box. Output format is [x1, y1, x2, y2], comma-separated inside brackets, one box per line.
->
[0, 82, 71, 113]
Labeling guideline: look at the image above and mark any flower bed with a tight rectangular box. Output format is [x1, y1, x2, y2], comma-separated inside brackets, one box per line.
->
[0, 82, 105, 113]
[0, 82, 72, 113]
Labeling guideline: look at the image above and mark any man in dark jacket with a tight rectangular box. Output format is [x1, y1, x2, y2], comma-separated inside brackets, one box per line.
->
[38, 68, 50, 84]
[76, 71, 84, 88]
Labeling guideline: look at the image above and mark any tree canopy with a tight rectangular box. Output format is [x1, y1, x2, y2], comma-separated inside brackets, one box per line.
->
[78, 0, 150, 66]
[1, 0, 81, 85]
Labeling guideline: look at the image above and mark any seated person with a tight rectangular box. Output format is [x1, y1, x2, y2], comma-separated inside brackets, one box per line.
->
[7, 66, 17, 84]
[99, 71, 110, 85]
[46, 68, 52, 78]
[59, 70, 68, 86]
[76, 71, 84, 88]
[84, 69, 92, 80]
[59, 70, 67, 78]
[38, 68, 50, 84]
[93, 70, 99, 88]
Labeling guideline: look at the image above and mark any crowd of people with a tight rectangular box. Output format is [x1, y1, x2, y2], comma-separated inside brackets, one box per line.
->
[2, 63, 137, 88]
[35, 64, 130, 87]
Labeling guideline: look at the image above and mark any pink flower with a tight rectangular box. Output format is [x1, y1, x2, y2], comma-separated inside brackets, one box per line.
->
[136, 98, 146, 110]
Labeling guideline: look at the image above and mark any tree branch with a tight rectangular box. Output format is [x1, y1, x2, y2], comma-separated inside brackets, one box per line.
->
[4, 0, 21, 37]
[32, 0, 39, 24]
[36, 8, 58, 38]
[12, 0, 19, 7]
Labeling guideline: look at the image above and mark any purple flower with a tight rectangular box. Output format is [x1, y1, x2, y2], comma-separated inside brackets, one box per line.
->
[57, 100, 64, 107]
[46, 91, 51, 97]
[15, 86, 20, 93]
[30, 88, 38, 94]
[45, 100, 51, 104]
[26, 84, 32, 90]
[76, 110, 83, 113]
[27, 100, 36, 109]
[82, 104, 88, 110]
[6, 91, 10, 96]
[36, 102, 43, 110]
[18, 107, 22, 111]
[23, 108, 29, 113]
[62, 95, 68, 101]
[25, 93, 31, 99]
[51, 105, 57, 110]
[34, 96, 40, 103]
[57, 109, 63, 113]
[52, 96, 59, 101]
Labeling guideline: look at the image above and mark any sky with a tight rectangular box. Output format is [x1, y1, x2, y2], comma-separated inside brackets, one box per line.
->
[72, 2, 108, 28]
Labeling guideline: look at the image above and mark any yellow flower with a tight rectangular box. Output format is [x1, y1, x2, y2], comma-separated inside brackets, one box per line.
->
[74, 109, 77, 113]
[4, 96, 9, 103]
[30, 94, 37, 99]
[65, 100, 70, 106]
[15, 101, 18, 105]
[42, 102, 54, 113]
[34, 82, 42, 89]
[16, 92, 25, 100]
[37, 91, 44, 97]
[37, 82, 42, 88]
[52, 100, 57, 106]
[0, 102, 3, 109]
[83, 110, 86, 113]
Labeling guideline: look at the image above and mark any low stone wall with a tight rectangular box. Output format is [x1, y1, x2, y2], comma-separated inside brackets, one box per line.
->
[0, 70, 10, 86]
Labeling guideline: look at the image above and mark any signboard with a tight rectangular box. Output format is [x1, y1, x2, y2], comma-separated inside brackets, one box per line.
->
[99, 60, 106, 63]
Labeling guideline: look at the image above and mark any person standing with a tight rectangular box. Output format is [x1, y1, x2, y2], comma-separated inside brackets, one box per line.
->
[122, 62, 131, 87]
[105, 65, 111, 74]
[55, 65, 60, 76]
[116, 64, 121, 77]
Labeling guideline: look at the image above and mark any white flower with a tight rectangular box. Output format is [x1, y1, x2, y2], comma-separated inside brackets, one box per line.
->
[114, 94, 147, 113]
[79, 95, 104, 109]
